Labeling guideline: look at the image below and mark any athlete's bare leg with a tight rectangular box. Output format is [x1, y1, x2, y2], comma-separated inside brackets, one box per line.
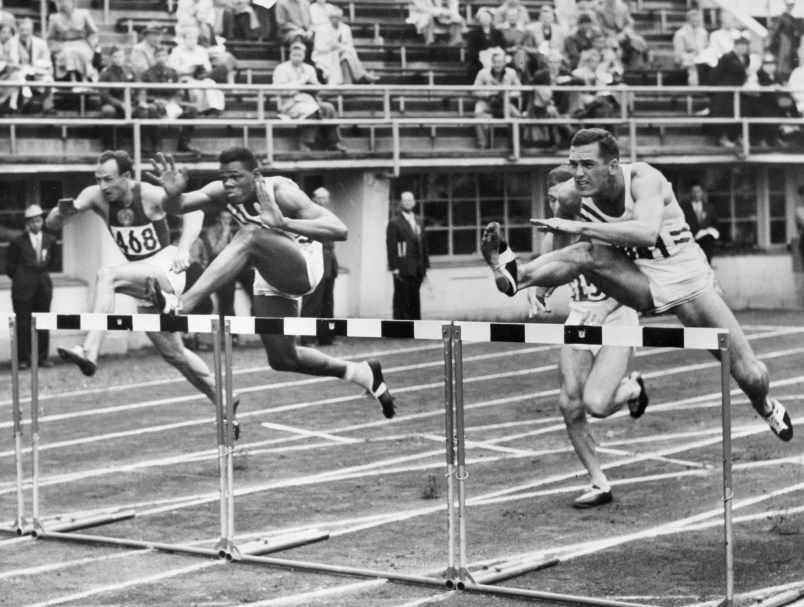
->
[178, 226, 310, 313]
[144, 328, 217, 402]
[254, 295, 395, 418]
[581, 346, 641, 418]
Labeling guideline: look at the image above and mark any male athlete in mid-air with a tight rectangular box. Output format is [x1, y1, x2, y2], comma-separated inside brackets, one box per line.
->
[482, 129, 793, 442]
[539, 165, 648, 508]
[45, 150, 240, 435]
[142, 147, 396, 419]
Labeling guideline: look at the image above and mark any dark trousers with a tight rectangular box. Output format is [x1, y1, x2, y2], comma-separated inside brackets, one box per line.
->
[301, 275, 336, 344]
[696, 235, 716, 264]
[13, 290, 51, 365]
[392, 275, 422, 320]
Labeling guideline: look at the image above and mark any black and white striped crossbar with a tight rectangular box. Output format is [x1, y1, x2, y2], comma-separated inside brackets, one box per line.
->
[226, 316, 726, 350]
[32, 313, 216, 333]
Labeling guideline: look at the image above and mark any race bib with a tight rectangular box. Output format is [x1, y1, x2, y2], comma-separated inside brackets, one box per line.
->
[110, 223, 162, 258]
[570, 275, 606, 303]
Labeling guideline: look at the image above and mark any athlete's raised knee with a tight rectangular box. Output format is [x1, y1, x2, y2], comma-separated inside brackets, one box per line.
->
[559, 392, 585, 424]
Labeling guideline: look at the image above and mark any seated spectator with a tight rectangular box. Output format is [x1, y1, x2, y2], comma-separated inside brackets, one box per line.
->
[708, 36, 750, 148]
[98, 46, 136, 149]
[47, 0, 99, 84]
[493, 0, 529, 30]
[406, 0, 464, 46]
[466, 7, 504, 83]
[0, 0, 16, 31]
[219, 0, 262, 41]
[310, 0, 335, 30]
[168, 27, 227, 115]
[744, 54, 797, 147]
[673, 9, 709, 86]
[136, 45, 201, 155]
[555, 0, 595, 31]
[17, 17, 55, 114]
[0, 22, 24, 114]
[473, 48, 521, 149]
[564, 13, 599, 70]
[592, 34, 624, 81]
[498, 7, 530, 78]
[769, 0, 803, 82]
[177, 0, 217, 47]
[130, 22, 164, 77]
[312, 6, 377, 85]
[705, 12, 746, 68]
[567, 48, 618, 121]
[276, 0, 314, 48]
[594, 0, 646, 68]
[527, 49, 572, 147]
[273, 41, 346, 152]
[525, 5, 567, 68]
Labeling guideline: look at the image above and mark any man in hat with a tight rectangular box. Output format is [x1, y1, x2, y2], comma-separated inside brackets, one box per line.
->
[131, 21, 164, 76]
[5, 204, 58, 369]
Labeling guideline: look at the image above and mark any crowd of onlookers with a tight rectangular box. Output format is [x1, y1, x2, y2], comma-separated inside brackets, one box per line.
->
[0, 0, 803, 153]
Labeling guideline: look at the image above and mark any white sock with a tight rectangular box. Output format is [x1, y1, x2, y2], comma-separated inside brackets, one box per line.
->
[344, 361, 371, 390]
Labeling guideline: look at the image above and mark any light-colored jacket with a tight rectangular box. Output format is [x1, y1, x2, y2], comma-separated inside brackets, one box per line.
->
[673, 23, 708, 68]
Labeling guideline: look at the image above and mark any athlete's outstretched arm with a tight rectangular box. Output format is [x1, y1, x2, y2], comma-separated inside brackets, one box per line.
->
[172, 210, 205, 273]
[145, 153, 218, 215]
[256, 178, 348, 242]
[45, 186, 99, 230]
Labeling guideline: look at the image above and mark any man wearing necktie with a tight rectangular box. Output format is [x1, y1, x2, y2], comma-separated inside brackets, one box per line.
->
[5, 204, 57, 369]
[386, 190, 429, 320]
[680, 182, 719, 264]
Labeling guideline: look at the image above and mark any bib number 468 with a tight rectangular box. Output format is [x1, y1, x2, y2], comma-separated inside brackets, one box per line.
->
[114, 226, 159, 257]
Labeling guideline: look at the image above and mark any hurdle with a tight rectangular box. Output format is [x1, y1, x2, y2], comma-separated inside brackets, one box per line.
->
[0, 314, 27, 536]
[221, 315, 733, 606]
[28, 313, 222, 555]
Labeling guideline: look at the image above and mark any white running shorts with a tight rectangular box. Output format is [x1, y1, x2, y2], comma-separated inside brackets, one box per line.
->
[566, 301, 639, 356]
[134, 245, 186, 308]
[253, 236, 324, 301]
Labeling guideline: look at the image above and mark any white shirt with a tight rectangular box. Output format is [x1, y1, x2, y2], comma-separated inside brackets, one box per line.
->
[402, 211, 418, 234]
[29, 231, 42, 261]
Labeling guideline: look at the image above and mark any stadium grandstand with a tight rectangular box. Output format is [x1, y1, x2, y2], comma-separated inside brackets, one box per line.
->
[0, 0, 802, 361]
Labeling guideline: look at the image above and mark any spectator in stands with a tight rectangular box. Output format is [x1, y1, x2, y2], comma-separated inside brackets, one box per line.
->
[498, 6, 530, 78]
[745, 54, 796, 148]
[556, 0, 596, 31]
[466, 7, 504, 83]
[168, 27, 227, 115]
[567, 48, 618, 122]
[527, 49, 572, 147]
[594, 0, 646, 68]
[787, 59, 804, 116]
[273, 41, 346, 152]
[565, 13, 598, 70]
[673, 9, 709, 86]
[130, 22, 164, 76]
[98, 46, 136, 149]
[17, 17, 55, 114]
[276, 0, 314, 48]
[592, 33, 624, 80]
[473, 47, 521, 149]
[310, 0, 335, 29]
[0, 0, 15, 31]
[136, 45, 201, 155]
[47, 0, 99, 84]
[493, 0, 529, 30]
[680, 182, 719, 264]
[177, 0, 217, 46]
[706, 12, 745, 67]
[0, 22, 24, 114]
[525, 5, 568, 66]
[406, 0, 464, 46]
[769, 0, 803, 82]
[219, 0, 262, 41]
[708, 36, 750, 148]
[312, 6, 377, 85]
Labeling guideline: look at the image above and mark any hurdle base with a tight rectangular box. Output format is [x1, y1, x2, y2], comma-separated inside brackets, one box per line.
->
[32, 509, 136, 537]
[754, 588, 804, 607]
[1, 517, 28, 536]
[235, 528, 330, 559]
[461, 580, 656, 607]
[443, 566, 458, 590]
[471, 556, 560, 585]
[36, 529, 225, 559]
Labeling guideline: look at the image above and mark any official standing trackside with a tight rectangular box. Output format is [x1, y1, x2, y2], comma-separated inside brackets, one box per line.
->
[5, 204, 57, 369]
[386, 190, 429, 320]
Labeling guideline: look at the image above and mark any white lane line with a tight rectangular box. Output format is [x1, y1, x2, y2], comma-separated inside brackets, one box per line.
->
[0, 549, 151, 580]
[241, 580, 389, 607]
[23, 561, 221, 607]
[260, 422, 361, 444]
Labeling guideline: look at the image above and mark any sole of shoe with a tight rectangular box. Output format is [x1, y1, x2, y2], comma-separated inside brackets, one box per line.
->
[367, 359, 395, 419]
[573, 491, 613, 509]
[57, 347, 97, 377]
[628, 374, 649, 419]
[766, 400, 794, 442]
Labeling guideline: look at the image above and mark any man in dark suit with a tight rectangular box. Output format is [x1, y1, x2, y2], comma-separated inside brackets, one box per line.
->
[708, 36, 750, 148]
[386, 191, 429, 320]
[5, 204, 57, 369]
[680, 182, 719, 264]
[301, 187, 339, 345]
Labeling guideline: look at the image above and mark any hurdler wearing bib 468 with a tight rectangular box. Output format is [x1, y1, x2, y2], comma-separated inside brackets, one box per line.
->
[482, 129, 792, 443]
[45, 150, 241, 438]
[142, 147, 396, 422]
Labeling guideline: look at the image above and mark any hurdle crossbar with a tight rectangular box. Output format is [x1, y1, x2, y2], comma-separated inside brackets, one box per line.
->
[29, 313, 232, 556]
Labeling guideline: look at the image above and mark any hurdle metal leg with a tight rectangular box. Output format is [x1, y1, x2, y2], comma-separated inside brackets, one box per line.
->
[223, 319, 240, 561]
[7, 316, 27, 535]
[212, 318, 234, 559]
[451, 325, 473, 589]
[441, 323, 457, 588]
[719, 332, 734, 607]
